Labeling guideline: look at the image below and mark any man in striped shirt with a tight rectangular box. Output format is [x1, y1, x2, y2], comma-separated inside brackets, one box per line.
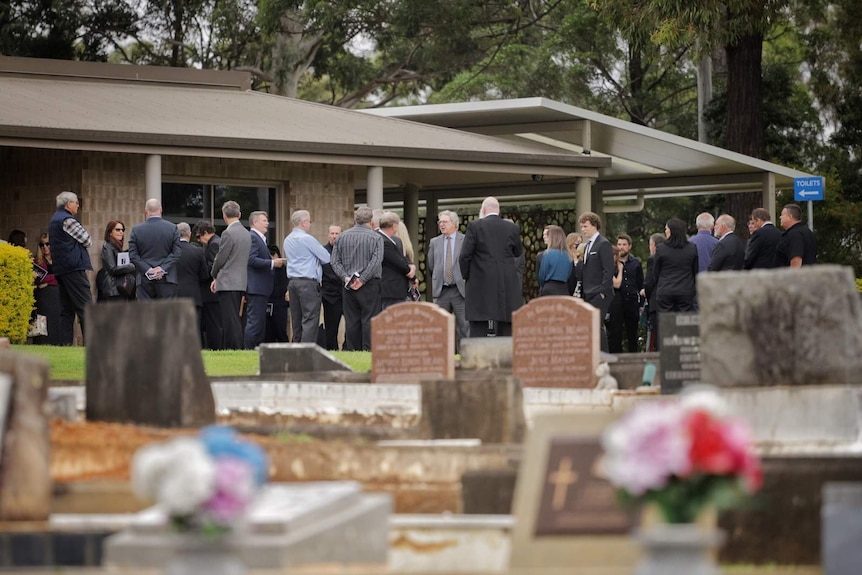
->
[330, 206, 384, 351]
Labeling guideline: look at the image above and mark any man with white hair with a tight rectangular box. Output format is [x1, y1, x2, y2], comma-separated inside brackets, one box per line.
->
[459, 197, 523, 337]
[689, 212, 719, 272]
[707, 214, 745, 271]
[48, 190, 93, 344]
[129, 198, 182, 300]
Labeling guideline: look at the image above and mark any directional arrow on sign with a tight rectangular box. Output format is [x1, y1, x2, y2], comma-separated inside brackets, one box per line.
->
[797, 190, 819, 198]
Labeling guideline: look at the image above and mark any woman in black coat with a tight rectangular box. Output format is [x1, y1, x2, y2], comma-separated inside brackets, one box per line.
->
[653, 218, 699, 312]
[97, 220, 137, 301]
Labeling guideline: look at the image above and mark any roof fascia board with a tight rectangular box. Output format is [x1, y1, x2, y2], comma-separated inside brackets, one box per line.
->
[597, 172, 783, 191]
[0, 138, 601, 179]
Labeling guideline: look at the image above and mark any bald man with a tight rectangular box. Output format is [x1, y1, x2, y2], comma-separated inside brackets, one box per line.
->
[129, 198, 182, 300]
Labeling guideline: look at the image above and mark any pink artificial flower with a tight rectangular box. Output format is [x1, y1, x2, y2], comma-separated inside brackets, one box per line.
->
[203, 456, 257, 526]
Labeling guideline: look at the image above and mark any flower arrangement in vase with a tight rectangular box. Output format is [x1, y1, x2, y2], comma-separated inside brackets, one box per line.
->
[602, 386, 762, 524]
[132, 426, 269, 536]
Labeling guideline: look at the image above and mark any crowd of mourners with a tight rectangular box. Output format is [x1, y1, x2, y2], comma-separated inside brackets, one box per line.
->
[5, 191, 815, 354]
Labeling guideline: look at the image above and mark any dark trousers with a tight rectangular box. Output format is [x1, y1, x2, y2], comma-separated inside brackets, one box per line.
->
[657, 294, 696, 312]
[342, 279, 380, 351]
[57, 270, 92, 345]
[621, 296, 641, 353]
[586, 293, 611, 353]
[435, 286, 467, 354]
[201, 300, 223, 350]
[288, 278, 322, 343]
[243, 293, 268, 349]
[322, 295, 343, 350]
[606, 292, 624, 353]
[469, 320, 512, 338]
[218, 290, 244, 350]
[136, 279, 178, 300]
[265, 304, 289, 343]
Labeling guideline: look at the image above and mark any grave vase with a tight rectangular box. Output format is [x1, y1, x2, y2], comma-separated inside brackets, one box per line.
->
[165, 534, 246, 575]
[634, 523, 724, 575]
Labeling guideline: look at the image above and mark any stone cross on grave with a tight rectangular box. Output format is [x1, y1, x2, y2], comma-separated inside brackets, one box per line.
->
[548, 457, 579, 511]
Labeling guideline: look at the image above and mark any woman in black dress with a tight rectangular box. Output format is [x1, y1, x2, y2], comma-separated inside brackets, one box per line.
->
[653, 218, 699, 312]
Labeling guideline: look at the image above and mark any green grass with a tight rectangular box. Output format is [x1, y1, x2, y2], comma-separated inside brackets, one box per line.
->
[11, 345, 371, 381]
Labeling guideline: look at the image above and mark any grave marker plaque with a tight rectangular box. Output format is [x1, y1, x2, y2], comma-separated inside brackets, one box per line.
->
[659, 312, 701, 394]
[371, 302, 454, 383]
[512, 297, 599, 388]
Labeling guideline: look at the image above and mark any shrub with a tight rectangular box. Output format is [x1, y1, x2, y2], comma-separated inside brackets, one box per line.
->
[0, 243, 35, 343]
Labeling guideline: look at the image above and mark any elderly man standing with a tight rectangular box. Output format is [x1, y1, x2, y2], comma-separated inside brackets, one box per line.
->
[48, 190, 93, 345]
[427, 210, 468, 352]
[377, 211, 415, 310]
[689, 212, 719, 273]
[707, 214, 745, 271]
[129, 198, 182, 300]
[330, 206, 384, 351]
[210, 200, 251, 350]
[459, 197, 523, 337]
[283, 209, 330, 343]
[744, 208, 781, 270]
[245, 211, 285, 349]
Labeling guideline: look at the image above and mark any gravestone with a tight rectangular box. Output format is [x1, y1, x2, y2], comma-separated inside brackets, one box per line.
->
[105, 481, 390, 569]
[0, 351, 51, 520]
[259, 343, 351, 375]
[512, 296, 599, 388]
[371, 302, 454, 384]
[86, 300, 215, 428]
[698, 266, 862, 387]
[822, 482, 862, 575]
[658, 312, 701, 394]
[509, 412, 639, 573]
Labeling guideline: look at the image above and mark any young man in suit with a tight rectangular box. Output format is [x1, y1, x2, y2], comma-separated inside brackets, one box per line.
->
[708, 214, 745, 271]
[210, 201, 251, 350]
[744, 208, 782, 270]
[578, 211, 615, 353]
[245, 210, 286, 349]
[129, 198, 182, 300]
[459, 196, 523, 338]
[427, 210, 468, 352]
[377, 211, 415, 310]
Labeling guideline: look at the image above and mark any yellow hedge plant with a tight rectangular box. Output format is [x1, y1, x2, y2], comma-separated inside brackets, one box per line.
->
[0, 243, 35, 343]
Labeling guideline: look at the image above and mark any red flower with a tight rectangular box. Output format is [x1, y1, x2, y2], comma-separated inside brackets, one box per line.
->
[686, 410, 748, 476]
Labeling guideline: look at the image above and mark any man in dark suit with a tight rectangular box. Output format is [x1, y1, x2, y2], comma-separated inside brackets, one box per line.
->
[321, 225, 343, 350]
[245, 210, 286, 349]
[378, 212, 415, 310]
[211, 201, 251, 350]
[427, 210, 467, 352]
[708, 214, 745, 271]
[195, 220, 223, 349]
[744, 207, 781, 270]
[129, 198, 182, 300]
[578, 211, 615, 353]
[459, 196, 523, 337]
[176, 222, 208, 340]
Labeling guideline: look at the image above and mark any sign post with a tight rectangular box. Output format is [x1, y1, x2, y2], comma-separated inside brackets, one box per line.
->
[794, 176, 824, 231]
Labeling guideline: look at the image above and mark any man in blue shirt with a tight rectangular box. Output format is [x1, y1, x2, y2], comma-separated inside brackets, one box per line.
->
[283, 209, 331, 343]
[689, 212, 719, 273]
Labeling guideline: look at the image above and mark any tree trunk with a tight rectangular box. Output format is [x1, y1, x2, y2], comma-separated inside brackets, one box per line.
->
[724, 31, 764, 239]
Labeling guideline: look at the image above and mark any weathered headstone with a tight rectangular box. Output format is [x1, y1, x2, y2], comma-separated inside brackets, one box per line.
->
[698, 266, 862, 387]
[86, 300, 215, 427]
[0, 351, 51, 520]
[371, 302, 454, 384]
[512, 296, 599, 388]
[658, 312, 701, 394]
[509, 412, 639, 573]
[259, 343, 351, 375]
[822, 482, 862, 575]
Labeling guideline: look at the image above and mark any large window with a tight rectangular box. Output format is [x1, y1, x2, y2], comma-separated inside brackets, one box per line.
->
[162, 183, 278, 245]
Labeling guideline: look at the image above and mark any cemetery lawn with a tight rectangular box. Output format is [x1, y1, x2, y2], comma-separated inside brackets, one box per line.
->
[11, 345, 371, 380]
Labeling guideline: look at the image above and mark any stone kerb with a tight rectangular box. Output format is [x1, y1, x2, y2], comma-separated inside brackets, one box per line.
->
[371, 302, 455, 384]
[512, 296, 599, 388]
[698, 265, 862, 387]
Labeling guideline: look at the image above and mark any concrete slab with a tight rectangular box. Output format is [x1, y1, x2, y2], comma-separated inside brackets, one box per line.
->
[258, 343, 352, 375]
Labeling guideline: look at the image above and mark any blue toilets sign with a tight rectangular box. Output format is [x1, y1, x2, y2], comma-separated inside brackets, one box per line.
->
[794, 176, 824, 202]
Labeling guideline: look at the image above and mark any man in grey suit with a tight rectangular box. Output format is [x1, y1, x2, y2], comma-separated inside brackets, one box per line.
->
[427, 210, 468, 352]
[210, 200, 251, 350]
[129, 198, 182, 300]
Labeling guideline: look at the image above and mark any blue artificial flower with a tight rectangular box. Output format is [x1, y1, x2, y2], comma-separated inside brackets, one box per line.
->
[199, 425, 269, 486]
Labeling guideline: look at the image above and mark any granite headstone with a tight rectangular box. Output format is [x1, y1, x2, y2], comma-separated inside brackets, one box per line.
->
[371, 302, 454, 384]
[658, 312, 701, 394]
[512, 296, 599, 388]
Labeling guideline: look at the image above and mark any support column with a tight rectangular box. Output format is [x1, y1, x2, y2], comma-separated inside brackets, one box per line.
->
[145, 155, 162, 202]
[404, 183, 420, 258]
[575, 177, 592, 215]
[762, 172, 776, 221]
[366, 166, 383, 210]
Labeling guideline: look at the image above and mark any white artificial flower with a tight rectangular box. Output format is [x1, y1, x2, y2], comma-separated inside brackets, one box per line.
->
[131, 437, 216, 516]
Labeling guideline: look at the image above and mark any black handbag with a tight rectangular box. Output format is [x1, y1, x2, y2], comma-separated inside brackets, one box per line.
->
[117, 273, 136, 298]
